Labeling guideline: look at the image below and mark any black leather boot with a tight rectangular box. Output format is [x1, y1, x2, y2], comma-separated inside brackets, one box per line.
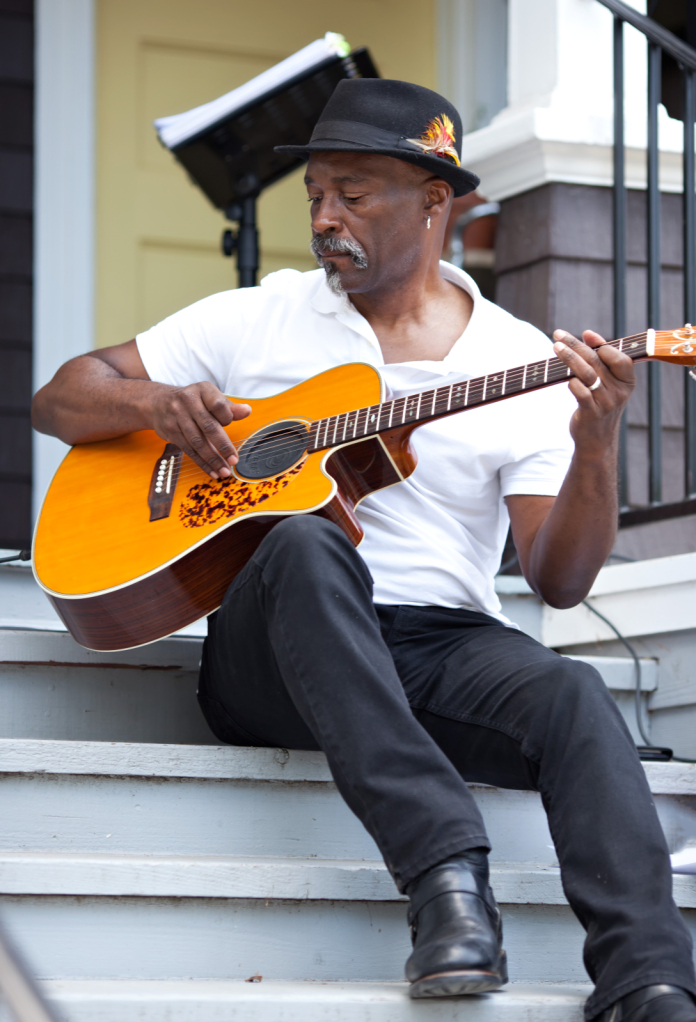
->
[595, 985, 696, 1021]
[405, 850, 508, 998]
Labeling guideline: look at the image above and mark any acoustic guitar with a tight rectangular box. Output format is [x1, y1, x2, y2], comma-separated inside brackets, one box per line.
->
[33, 327, 696, 651]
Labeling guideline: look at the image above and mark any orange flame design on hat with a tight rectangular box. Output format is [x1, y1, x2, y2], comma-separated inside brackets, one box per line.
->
[408, 114, 460, 167]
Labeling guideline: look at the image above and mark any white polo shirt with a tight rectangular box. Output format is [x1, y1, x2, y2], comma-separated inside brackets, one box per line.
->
[136, 262, 577, 623]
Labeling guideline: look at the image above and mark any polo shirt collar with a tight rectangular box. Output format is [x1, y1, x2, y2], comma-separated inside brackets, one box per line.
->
[308, 260, 483, 367]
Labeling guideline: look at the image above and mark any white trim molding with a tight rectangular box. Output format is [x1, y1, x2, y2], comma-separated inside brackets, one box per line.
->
[461, 0, 688, 200]
[496, 551, 696, 646]
[33, 0, 95, 518]
[542, 551, 696, 647]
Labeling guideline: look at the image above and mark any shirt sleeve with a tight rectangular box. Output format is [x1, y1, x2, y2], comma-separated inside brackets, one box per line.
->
[135, 287, 263, 390]
[499, 382, 577, 498]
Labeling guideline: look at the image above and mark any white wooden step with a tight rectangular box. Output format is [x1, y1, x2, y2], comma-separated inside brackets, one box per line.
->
[0, 739, 554, 864]
[0, 853, 694, 908]
[0, 740, 694, 863]
[0, 629, 214, 745]
[2, 890, 693, 985]
[0, 980, 591, 1022]
[0, 626, 659, 745]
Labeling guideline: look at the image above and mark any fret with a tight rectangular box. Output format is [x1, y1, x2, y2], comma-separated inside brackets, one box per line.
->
[404, 394, 420, 421]
[465, 379, 471, 405]
[527, 361, 545, 388]
[501, 370, 507, 395]
[504, 369, 524, 395]
[378, 402, 391, 432]
[487, 373, 504, 399]
[392, 396, 406, 426]
[467, 376, 485, 406]
[544, 359, 549, 383]
[435, 385, 449, 415]
[332, 415, 340, 445]
[450, 382, 466, 409]
[417, 390, 435, 419]
[364, 406, 379, 435]
[619, 337, 624, 352]
[431, 389, 437, 416]
[482, 374, 488, 402]
[447, 384, 452, 411]
[388, 400, 395, 429]
[416, 392, 423, 420]
[546, 358, 570, 384]
[522, 364, 527, 390]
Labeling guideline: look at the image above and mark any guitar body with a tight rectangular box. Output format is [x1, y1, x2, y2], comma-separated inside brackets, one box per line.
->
[33, 363, 417, 651]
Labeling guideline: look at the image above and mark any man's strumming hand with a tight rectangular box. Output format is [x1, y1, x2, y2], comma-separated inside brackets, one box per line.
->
[150, 382, 251, 480]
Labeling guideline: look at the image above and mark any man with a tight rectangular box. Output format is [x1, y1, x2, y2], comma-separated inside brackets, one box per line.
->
[33, 79, 696, 1021]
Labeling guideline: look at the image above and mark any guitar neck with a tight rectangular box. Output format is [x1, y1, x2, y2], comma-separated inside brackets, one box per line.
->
[307, 331, 650, 453]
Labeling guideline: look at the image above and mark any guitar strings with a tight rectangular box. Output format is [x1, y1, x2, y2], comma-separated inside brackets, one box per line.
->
[168, 333, 646, 484]
[166, 332, 648, 485]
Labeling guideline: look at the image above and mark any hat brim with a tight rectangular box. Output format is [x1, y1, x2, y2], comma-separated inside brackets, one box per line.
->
[274, 141, 479, 198]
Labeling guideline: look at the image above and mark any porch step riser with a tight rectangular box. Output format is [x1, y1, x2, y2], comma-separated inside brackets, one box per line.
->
[3, 774, 695, 863]
[0, 632, 658, 748]
[0, 774, 556, 864]
[0, 896, 589, 982]
[2, 895, 694, 984]
[0, 665, 216, 745]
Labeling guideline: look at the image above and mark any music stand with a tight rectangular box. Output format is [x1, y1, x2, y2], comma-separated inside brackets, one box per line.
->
[155, 41, 379, 287]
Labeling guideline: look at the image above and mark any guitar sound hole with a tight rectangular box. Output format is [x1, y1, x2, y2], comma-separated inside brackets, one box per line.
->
[235, 420, 309, 480]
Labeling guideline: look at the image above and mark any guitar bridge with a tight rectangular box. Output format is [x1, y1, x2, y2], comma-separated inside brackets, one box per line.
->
[148, 444, 182, 521]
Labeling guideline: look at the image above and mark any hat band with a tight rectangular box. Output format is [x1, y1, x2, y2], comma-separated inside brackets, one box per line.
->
[308, 119, 424, 155]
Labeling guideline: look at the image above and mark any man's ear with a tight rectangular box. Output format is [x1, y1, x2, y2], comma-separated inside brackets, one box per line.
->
[424, 178, 454, 226]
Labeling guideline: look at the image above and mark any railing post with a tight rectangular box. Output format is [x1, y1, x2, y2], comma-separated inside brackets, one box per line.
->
[647, 41, 662, 504]
[684, 68, 696, 497]
[614, 16, 629, 509]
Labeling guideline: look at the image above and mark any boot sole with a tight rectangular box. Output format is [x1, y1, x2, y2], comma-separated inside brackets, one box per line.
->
[409, 951, 508, 999]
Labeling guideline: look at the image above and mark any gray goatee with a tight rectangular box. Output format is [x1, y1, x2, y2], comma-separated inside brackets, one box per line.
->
[310, 235, 368, 295]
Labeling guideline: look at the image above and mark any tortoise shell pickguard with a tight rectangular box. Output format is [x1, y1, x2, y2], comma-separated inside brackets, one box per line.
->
[179, 463, 305, 528]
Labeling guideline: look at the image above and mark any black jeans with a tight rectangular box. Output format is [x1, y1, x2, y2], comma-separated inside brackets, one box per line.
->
[198, 515, 695, 1018]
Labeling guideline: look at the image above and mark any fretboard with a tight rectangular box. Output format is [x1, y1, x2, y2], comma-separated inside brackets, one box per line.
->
[306, 332, 649, 453]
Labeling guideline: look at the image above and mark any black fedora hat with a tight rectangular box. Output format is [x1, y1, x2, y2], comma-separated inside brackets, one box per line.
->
[275, 78, 479, 198]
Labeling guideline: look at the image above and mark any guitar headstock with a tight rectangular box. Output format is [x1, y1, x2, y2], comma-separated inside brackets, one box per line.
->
[650, 325, 696, 365]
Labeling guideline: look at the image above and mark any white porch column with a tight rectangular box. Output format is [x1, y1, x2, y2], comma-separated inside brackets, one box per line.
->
[33, 0, 95, 519]
[461, 0, 684, 199]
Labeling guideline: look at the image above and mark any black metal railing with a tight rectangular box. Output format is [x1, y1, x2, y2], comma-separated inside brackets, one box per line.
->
[599, 0, 696, 526]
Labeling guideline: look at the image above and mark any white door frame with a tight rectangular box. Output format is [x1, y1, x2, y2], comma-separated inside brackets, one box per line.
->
[33, 0, 95, 519]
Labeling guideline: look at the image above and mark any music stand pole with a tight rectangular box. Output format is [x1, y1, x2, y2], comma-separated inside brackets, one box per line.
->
[223, 194, 259, 288]
[237, 195, 259, 288]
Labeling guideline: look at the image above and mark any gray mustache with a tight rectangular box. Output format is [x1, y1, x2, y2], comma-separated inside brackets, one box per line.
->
[310, 235, 369, 269]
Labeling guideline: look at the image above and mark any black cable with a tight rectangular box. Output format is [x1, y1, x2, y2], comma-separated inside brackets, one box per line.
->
[0, 549, 30, 565]
[498, 552, 520, 575]
[582, 599, 696, 763]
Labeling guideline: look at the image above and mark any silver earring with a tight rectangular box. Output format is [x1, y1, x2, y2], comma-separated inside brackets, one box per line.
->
[426, 216, 431, 229]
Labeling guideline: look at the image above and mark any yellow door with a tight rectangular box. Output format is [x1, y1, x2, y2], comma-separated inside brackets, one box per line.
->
[95, 0, 436, 350]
